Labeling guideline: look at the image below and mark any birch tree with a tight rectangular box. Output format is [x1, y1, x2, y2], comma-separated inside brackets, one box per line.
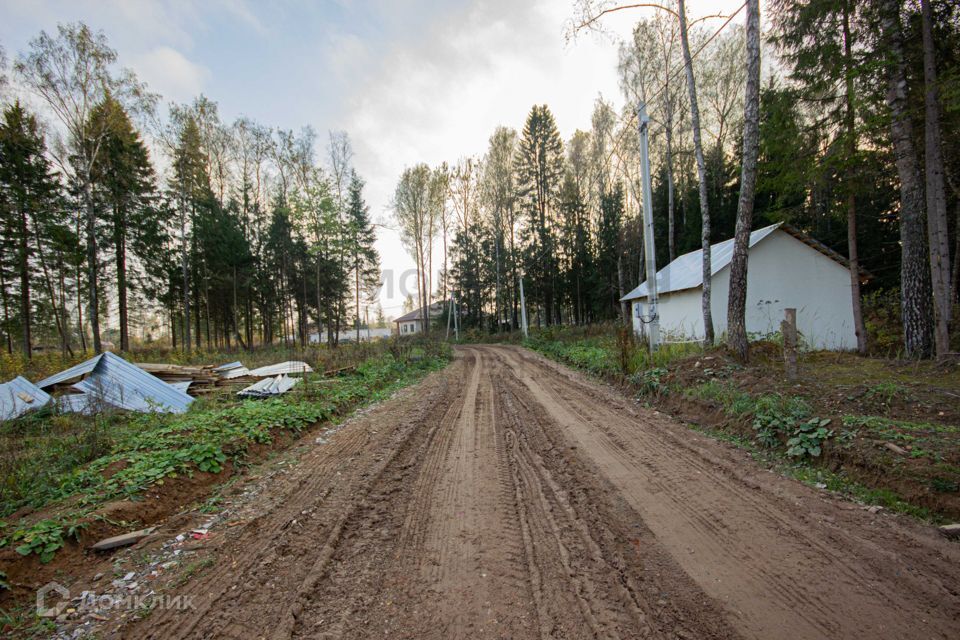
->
[16, 22, 153, 354]
[726, 0, 761, 361]
[677, 0, 715, 344]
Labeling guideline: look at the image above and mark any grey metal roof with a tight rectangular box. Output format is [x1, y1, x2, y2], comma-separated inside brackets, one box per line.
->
[56, 393, 98, 415]
[0, 376, 52, 421]
[621, 223, 783, 301]
[71, 352, 194, 413]
[36, 355, 103, 389]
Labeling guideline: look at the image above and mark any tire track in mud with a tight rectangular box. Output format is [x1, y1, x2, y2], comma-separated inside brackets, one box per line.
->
[491, 345, 960, 640]
[119, 344, 960, 640]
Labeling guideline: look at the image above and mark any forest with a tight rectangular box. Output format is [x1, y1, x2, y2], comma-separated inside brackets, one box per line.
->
[394, 0, 960, 359]
[0, 24, 381, 361]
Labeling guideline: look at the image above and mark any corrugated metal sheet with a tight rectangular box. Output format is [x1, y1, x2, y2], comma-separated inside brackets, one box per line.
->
[220, 365, 252, 380]
[247, 361, 313, 377]
[237, 374, 301, 398]
[169, 381, 192, 393]
[213, 361, 244, 372]
[622, 223, 782, 301]
[0, 376, 52, 421]
[36, 355, 103, 389]
[72, 352, 194, 414]
[56, 393, 98, 415]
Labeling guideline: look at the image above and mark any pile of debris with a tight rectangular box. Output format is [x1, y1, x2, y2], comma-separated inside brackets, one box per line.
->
[0, 354, 314, 421]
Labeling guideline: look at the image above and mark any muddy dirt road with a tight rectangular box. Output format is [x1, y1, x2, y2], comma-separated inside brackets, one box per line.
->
[127, 345, 960, 640]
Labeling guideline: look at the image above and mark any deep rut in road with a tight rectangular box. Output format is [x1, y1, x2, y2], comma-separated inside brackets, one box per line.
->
[121, 345, 960, 640]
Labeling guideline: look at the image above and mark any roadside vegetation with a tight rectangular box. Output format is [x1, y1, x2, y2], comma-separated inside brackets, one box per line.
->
[0, 338, 449, 579]
[526, 324, 960, 522]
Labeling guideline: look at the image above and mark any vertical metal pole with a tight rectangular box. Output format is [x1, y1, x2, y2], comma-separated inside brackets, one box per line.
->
[638, 102, 660, 351]
[519, 276, 529, 340]
[446, 296, 453, 340]
[453, 292, 460, 341]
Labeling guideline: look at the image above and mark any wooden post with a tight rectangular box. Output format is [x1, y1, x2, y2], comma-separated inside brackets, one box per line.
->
[782, 308, 798, 381]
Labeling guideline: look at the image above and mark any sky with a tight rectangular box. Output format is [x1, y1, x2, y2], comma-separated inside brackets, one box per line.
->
[0, 0, 750, 319]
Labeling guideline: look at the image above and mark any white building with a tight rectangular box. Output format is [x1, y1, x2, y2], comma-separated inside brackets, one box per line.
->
[393, 301, 446, 336]
[621, 223, 861, 350]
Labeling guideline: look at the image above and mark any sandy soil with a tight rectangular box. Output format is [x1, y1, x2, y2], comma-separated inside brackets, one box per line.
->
[114, 345, 960, 640]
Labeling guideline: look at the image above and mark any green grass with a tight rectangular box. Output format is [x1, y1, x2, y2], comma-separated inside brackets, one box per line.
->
[0, 344, 450, 563]
[524, 325, 702, 378]
[527, 327, 951, 523]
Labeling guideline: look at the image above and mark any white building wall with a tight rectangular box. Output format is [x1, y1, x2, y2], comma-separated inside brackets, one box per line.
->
[632, 230, 858, 350]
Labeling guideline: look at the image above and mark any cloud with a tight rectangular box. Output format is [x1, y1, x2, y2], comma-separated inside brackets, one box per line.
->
[332, 0, 626, 312]
[129, 46, 210, 104]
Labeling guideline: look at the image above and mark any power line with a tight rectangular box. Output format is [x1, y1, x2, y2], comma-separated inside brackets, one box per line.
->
[602, 2, 748, 178]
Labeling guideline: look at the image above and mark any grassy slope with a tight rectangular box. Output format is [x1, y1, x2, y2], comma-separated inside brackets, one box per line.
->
[525, 326, 960, 522]
[0, 341, 450, 567]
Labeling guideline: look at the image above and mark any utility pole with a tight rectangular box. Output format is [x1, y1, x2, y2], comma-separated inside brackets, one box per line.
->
[519, 275, 529, 340]
[446, 295, 454, 340]
[453, 292, 460, 341]
[638, 102, 660, 351]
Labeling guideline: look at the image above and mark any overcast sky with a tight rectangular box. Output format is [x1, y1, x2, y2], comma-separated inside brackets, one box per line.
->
[0, 0, 750, 318]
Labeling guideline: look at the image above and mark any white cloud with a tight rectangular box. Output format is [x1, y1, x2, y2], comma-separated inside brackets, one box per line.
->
[337, 0, 627, 313]
[130, 46, 210, 104]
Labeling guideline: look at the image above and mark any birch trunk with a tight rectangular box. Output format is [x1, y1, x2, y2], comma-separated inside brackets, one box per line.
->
[678, 0, 714, 345]
[726, 0, 761, 361]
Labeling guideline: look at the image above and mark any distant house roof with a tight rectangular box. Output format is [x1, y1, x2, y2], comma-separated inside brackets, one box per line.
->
[394, 301, 447, 324]
[621, 222, 858, 301]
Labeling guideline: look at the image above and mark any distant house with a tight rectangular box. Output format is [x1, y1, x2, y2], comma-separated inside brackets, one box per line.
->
[621, 223, 862, 350]
[394, 301, 447, 336]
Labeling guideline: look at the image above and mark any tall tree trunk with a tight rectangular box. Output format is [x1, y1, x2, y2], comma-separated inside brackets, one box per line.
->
[921, 0, 952, 357]
[18, 207, 31, 359]
[842, 1, 868, 354]
[880, 0, 934, 358]
[57, 251, 72, 355]
[1, 258, 13, 354]
[952, 199, 960, 309]
[665, 115, 676, 263]
[356, 262, 361, 342]
[617, 254, 629, 322]
[116, 209, 129, 352]
[84, 184, 102, 354]
[34, 224, 71, 357]
[181, 206, 191, 352]
[726, 0, 761, 361]
[678, 0, 714, 345]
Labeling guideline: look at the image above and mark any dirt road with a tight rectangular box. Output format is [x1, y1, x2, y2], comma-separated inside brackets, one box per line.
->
[126, 345, 960, 639]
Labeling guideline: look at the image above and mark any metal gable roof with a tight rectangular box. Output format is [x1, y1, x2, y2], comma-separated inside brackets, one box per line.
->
[71, 352, 194, 413]
[0, 376, 52, 421]
[621, 223, 783, 301]
[36, 354, 104, 389]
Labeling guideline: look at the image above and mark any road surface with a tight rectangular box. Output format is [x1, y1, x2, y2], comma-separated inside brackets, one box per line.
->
[128, 345, 960, 639]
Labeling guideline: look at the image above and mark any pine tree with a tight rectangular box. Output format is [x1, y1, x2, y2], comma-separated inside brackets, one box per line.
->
[89, 94, 161, 351]
[0, 102, 62, 358]
[345, 172, 380, 341]
[515, 105, 564, 326]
